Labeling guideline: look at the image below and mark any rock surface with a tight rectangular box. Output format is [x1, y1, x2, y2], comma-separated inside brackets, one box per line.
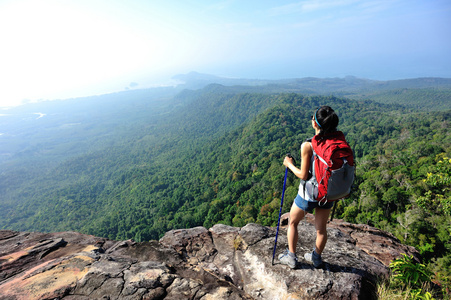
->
[0, 217, 419, 299]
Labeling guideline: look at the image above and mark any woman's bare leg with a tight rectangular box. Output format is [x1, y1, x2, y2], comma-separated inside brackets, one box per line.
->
[314, 207, 332, 255]
[287, 202, 306, 254]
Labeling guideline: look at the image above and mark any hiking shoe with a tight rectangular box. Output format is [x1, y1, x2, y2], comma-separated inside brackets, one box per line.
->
[304, 250, 323, 268]
[278, 249, 297, 269]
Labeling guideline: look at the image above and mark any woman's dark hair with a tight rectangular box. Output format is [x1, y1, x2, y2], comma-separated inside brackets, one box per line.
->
[314, 106, 339, 134]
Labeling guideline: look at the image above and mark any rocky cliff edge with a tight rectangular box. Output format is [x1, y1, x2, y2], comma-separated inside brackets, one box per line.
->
[0, 215, 419, 299]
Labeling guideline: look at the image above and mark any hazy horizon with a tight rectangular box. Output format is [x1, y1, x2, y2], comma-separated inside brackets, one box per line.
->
[1, 0, 450, 107]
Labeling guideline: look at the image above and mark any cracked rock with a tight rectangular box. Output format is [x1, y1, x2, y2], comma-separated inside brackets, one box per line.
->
[0, 218, 419, 299]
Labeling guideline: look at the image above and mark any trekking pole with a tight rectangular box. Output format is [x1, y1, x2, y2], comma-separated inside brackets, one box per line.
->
[272, 157, 290, 265]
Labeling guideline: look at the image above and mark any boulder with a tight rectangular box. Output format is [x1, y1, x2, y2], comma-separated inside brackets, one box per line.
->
[0, 217, 419, 299]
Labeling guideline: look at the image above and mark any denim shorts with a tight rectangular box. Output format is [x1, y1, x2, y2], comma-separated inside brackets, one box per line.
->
[294, 194, 334, 213]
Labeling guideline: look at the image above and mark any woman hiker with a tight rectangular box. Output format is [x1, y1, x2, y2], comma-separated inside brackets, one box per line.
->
[278, 105, 340, 269]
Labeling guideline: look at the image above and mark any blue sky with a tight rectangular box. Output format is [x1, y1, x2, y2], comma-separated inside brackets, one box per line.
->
[0, 0, 450, 107]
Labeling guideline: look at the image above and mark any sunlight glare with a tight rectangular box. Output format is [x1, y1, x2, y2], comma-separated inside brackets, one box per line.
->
[0, 0, 166, 106]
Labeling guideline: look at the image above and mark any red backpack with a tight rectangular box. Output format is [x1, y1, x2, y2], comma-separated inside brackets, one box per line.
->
[306, 131, 355, 203]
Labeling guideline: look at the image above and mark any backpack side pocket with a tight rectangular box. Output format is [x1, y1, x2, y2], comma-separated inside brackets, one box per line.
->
[327, 160, 355, 200]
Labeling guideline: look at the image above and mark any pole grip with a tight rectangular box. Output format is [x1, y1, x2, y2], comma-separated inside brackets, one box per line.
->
[286, 153, 296, 166]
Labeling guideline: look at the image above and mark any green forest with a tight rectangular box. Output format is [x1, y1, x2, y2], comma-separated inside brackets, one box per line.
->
[0, 79, 450, 297]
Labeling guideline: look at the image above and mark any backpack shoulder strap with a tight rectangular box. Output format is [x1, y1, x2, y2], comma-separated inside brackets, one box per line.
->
[315, 152, 328, 166]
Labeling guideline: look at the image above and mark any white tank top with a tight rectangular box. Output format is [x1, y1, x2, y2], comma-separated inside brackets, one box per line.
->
[297, 143, 316, 201]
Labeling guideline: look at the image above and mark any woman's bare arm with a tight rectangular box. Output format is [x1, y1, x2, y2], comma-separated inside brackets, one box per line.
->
[283, 142, 313, 180]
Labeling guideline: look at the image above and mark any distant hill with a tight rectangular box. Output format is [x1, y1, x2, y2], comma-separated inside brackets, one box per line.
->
[172, 72, 451, 111]
[172, 71, 282, 88]
[174, 72, 451, 91]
